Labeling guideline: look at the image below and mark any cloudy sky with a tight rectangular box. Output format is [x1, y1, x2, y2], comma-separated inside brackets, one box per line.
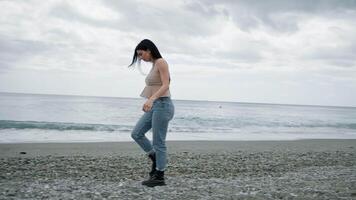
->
[1, 0, 356, 107]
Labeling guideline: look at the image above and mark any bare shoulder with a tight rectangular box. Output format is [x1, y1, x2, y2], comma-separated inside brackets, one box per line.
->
[155, 58, 168, 65]
[155, 58, 169, 70]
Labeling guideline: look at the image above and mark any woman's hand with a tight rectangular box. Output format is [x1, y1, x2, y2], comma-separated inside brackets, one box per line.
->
[142, 99, 154, 112]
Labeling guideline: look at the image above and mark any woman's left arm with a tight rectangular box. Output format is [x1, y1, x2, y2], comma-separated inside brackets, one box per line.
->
[149, 59, 170, 101]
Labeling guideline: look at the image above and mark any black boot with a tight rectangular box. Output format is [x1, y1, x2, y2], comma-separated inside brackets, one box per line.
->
[148, 152, 156, 178]
[141, 170, 166, 187]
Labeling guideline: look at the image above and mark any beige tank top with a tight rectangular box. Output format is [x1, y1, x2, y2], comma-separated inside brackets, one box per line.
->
[140, 63, 171, 99]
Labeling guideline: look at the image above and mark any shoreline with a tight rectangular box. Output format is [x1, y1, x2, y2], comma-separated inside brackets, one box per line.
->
[1, 139, 355, 157]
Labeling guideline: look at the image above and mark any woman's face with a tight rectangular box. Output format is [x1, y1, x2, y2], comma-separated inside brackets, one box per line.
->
[136, 50, 152, 62]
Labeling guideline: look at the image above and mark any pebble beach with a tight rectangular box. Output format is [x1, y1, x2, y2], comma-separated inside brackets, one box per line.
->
[1, 139, 355, 199]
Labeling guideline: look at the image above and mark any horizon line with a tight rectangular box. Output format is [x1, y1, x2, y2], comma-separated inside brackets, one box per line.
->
[1, 91, 355, 109]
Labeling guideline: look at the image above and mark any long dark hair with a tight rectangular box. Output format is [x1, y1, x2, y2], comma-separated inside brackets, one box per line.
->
[128, 39, 163, 68]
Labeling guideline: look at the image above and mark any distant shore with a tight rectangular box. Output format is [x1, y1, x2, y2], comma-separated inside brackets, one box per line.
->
[1, 139, 355, 199]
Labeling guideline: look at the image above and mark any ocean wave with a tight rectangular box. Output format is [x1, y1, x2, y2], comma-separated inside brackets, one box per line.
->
[173, 117, 356, 129]
[1, 118, 355, 133]
[0, 120, 133, 132]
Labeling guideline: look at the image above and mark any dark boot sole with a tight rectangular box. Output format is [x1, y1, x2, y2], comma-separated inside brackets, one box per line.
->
[141, 180, 166, 187]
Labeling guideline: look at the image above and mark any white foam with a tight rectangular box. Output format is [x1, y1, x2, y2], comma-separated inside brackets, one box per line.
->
[1, 128, 355, 144]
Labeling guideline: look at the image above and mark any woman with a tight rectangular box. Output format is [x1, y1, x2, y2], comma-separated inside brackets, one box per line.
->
[128, 39, 175, 187]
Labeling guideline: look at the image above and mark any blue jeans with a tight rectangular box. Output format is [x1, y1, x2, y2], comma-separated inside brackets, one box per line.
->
[131, 97, 175, 171]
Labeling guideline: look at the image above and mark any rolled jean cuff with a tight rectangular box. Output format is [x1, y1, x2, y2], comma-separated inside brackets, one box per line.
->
[146, 149, 155, 156]
[156, 167, 166, 171]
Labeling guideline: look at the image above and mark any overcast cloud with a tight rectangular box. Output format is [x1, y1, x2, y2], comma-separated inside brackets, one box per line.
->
[0, 0, 356, 107]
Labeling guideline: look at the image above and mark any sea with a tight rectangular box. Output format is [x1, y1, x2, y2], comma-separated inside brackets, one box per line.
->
[0, 92, 355, 143]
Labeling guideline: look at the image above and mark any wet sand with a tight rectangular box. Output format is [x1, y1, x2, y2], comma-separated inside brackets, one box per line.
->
[1, 139, 355, 199]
